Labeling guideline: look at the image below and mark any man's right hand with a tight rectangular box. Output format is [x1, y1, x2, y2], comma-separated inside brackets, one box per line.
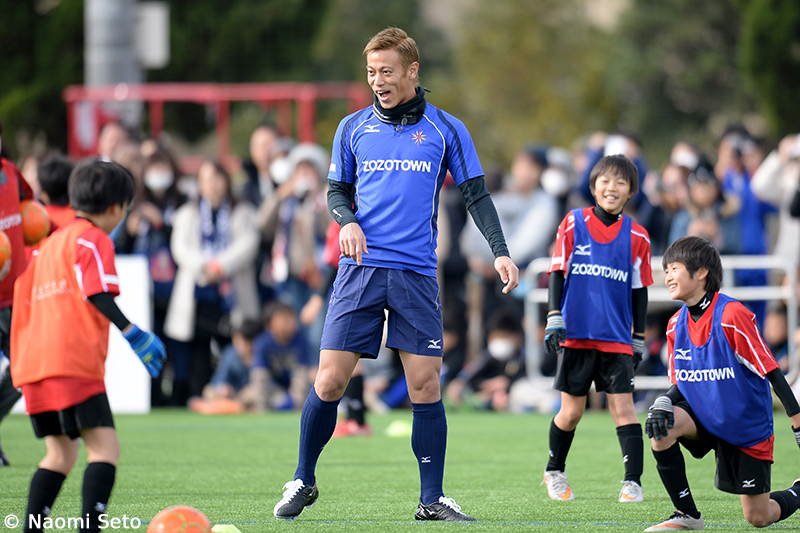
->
[339, 222, 368, 265]
[544, 312, 566, 357]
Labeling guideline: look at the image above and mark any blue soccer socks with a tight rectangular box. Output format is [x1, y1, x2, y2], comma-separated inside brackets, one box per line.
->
[411, 400, 447, 505]
[295, 387, 341, 485]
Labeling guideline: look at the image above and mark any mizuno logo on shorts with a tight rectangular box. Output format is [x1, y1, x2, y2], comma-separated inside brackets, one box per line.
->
[361, 159, 432, 173]
[570, 262, 628, 282]
[742, 479, 755, 488]
[674, 367, 735, 382]
[428, 339, 441, 349]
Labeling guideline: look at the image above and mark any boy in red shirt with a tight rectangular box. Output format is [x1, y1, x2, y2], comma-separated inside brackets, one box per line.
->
[542, 154, 653, 503]
[11, 159, 166, 533]
[0, 115, 36, 466]
[644, 236, 800, 531]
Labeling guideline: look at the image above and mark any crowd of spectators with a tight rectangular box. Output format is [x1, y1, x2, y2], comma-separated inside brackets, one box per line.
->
[7, 119, 800, 414]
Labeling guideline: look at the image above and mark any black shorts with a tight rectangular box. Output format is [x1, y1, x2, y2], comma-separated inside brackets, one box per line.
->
[553, 348, 635, 396]
[675, 400, 771, 494]
[30, 393, 115, 440]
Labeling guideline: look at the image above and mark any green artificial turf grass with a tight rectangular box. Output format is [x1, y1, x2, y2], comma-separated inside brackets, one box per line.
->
[2, 409, 799, 532]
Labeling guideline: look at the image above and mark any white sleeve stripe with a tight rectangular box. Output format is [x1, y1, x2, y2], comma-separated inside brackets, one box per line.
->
[632, 256, 643, 289]
[74, 264, 86, 299]
[103, 275, 120, 286]
[721, 321, 770, 374]
[77, 237, 109, 293]
[631, 229, 651, 244]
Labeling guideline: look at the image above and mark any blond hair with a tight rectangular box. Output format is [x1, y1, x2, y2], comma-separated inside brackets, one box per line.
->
[363, 27, 420, 85]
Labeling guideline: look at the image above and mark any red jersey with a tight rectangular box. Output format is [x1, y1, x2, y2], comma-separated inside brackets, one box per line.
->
[0, 157, 34, 308]
[549, 207, 653, 353]
[666, 293, 779, 460]
[11, 218, 120, 413]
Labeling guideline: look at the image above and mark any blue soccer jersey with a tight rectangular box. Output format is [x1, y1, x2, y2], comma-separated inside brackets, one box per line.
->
[328, 104, 483, 277]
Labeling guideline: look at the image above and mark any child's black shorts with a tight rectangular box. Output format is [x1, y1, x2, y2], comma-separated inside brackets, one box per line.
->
[675, 400, 771, 494]
[30, 393, 115, 440]
[554, 347, 635, 396]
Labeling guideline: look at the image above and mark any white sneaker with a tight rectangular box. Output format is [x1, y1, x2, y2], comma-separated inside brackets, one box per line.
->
[644, 511, 704, 531]
[543, 470, 575, 500]
[619, 480, 643, 502]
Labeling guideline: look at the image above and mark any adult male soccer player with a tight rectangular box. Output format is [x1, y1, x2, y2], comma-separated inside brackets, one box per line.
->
[273, 27, 518, 521]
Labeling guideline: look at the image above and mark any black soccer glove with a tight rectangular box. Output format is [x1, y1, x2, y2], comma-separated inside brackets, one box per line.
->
[645, 395, 674, 440]
[793, 426, 800, 450]
[632, 333, 645, 372]
[544, 312, 566, 358]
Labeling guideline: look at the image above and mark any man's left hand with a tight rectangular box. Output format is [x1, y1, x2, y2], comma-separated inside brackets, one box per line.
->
[494, 256, 519, 294]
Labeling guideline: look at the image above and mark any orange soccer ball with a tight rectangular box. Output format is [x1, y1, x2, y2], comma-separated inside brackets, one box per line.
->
[0, 230, 11, 267]
[20, 200, 51, 245]
[146, 506, 211, 533]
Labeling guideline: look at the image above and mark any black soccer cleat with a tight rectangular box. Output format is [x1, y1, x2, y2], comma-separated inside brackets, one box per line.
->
[415, 497, 476, 521]
[273, 479, 319, 520]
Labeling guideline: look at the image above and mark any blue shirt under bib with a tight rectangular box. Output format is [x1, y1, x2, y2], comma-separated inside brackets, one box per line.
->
[561, 208, 632, 344]
[673, 293, 773, 448]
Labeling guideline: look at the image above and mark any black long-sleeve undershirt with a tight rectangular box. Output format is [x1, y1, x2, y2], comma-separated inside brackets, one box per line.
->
[457, 176, 508, 258]
[88, 292, 130, 331]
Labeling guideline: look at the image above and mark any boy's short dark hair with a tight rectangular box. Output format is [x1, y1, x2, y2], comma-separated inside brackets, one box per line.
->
[69, 159, 135, 214]
[262, 300, 296, 325]
[662, 236, 722, 293]
[487, 310, 522, 335]
[589, 154, 639, 197]
[235, 318, 264, 341]
[38, 154, 74, 206]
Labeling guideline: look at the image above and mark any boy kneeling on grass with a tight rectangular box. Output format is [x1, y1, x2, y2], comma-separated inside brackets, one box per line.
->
[645, 235, 800, 531]
[11, 160, 166, 533]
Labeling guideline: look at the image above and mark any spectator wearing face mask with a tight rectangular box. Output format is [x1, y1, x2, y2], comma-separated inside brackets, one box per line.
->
[445, 311, 525, 411]
[257, 143, 330, 350]
[115, 147, 187, 405]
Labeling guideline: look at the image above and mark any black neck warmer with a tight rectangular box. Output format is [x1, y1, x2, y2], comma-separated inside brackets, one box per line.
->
[593, 205, 622, 227]
[688, 291, 715, 322]
[372, 86, 428, 126]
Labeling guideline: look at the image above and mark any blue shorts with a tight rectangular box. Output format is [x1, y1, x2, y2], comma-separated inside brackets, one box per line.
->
[320, 264, 443, 358]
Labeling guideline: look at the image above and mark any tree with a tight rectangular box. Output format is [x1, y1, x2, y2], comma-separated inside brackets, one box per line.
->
[437, 0, 616, 166]
[739, 0, 800, 137]
[0, 0, 84, 158]
[605, 0, 754, 162]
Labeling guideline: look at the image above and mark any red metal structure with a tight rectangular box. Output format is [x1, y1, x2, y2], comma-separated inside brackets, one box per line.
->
[62, 82, 371, 169]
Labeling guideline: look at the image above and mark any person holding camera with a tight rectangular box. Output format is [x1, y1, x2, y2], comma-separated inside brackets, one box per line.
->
[751, 133, 800, 270]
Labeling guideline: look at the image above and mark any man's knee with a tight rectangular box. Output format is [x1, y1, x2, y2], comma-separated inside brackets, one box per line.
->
[314, 370, 350, 400]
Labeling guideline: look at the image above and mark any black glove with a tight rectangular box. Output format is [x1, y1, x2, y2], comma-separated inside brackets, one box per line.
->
[544, 312, 566, 358]
[645, 395, 674, 440]
[632, 333, 645, 372]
